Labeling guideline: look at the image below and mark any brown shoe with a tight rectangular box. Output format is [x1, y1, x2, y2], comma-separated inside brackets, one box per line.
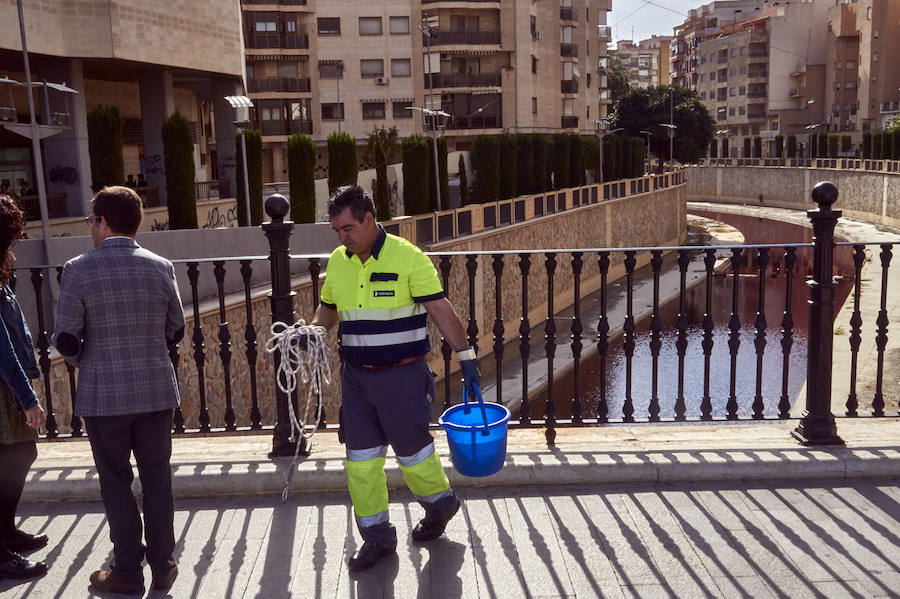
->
[152, 563, 178, 590]
[89, 569, 144, 595]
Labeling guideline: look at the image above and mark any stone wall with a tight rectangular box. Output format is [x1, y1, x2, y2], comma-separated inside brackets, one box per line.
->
[686, 165, 900, 228]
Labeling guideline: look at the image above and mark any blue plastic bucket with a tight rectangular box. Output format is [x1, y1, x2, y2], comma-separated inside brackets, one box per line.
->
[438, 383, 511, 477]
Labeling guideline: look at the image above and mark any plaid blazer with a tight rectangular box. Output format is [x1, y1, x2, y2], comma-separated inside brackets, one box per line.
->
[53, 237, 185, 417]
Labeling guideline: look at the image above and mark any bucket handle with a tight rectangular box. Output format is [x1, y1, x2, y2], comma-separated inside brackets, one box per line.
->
[462, 381, 491, 436]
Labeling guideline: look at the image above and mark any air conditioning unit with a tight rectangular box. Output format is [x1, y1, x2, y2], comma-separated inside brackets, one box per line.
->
[375, 76, 388, 85]
[440, 53, 451, 61]
[532, 31, 542, 40]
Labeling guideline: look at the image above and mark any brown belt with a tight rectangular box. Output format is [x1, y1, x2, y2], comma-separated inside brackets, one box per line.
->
[361, 354, 425, 371]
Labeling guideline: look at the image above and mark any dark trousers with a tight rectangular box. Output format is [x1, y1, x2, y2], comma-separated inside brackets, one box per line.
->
[84, 409, 176, 582]
[0, 440, 37, 561]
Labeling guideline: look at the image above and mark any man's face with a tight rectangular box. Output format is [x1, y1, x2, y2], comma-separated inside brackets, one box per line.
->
[330, 208, 377, 257]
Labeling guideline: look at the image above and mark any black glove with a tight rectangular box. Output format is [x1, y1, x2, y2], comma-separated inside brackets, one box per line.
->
[457, 347, 481, 393]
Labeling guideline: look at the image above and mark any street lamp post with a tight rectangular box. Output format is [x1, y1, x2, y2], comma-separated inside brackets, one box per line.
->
[224, 95, 254, 226]
[594, 119, 622, 185]
[661, 123, 677, 169]
[639, 130, 652, 175]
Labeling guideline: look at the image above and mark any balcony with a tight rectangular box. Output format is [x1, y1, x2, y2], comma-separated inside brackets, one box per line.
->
[248, 77, 312, 93]
[881, 101, 900, 113]
[426, 72, 501, 88]
[788, 88, 800, 98]
[560, 79, 579, 94]
[421, 0, 499, 2]
[560, 43, 578, 58]
[748, 69, 768, 80]
[245, 32, 309, 50]
[561, 115, 579, 128]
[748, 91, 768, 99]
[560, 6, 576, 21]
[747, 110, 767, 120]
[446, 114, 501, 130]
[260, 119, 313, 136]
[243, 0, 306, 4]
[426, 30, 501, 45]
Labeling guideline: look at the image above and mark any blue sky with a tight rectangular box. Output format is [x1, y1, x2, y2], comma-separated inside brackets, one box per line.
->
[607, 0, 698, 41]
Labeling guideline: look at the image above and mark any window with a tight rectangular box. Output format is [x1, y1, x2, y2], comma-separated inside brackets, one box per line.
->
[532, 97, 537, 114]
[700, 73, 706, 82]
[874, 29, 879, 38]
[255, 20, 277, 32]
[393, 100, 413, 118]
[730, 67, 736, 77]
[873, 53, 878, 63]
[360, 59, 384, 77]
[827, 21, 832, 33]
[739, 106, 745, 116]
[729, 87, 736, 97]
[359, 17, 382, 35]
[740, 46, 747, 56]
[867, 6, 871, 19]
[730, 48, 737, 57]
[531, 55, 537, 74]
[846, 60, 856, 69]
[700, 55, 706, 65]
[561, 26, 573, 44]
[739, 85, 745, 95]
[362, 101, 385, 119]
[391, 59, 411, 77]
[318, 62, 343, 78]
[261, 106, 282, 121]
[389, 16, 409, 35]
[728, 106, 735, 116]
[290, 101, 309, 121]
[286, 20, 296, 33]
[321, 103, 344, 120]
[318, 18, 340, 35]
[277, 62, 298, 78]
[563, 98, 574, 116]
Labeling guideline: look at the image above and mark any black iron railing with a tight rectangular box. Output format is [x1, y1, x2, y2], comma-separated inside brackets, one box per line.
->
[13, 182, 898, 451]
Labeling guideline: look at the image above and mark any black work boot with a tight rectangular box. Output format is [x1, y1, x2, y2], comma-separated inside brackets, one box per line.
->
[348, 542, 397, 572]
[412, 492, 461, 543]
[0, 553, 48, 580]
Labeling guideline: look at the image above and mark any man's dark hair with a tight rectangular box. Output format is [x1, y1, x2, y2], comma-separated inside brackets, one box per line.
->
[327, 185, 376, 222]
[92, 185, 143, 235]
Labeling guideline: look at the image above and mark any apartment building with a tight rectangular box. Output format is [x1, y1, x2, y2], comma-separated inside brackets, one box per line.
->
[613, 36, 672, 89]
[0, 1, 245, 217]
[690, 0, 831, 156]
[853, 0, 900, 132]
[240, 0, 610, 181]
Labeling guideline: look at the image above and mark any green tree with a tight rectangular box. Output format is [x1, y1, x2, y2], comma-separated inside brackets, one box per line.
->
[893, 130, 900, 160]
[841, 134, 852, 156]
[235, 129, 263, 226]
[472, 135, 500, 204]
[402, 134, 430, 214]
[721, 136, 729, 159]
[515, 135, 533, 195]
[752, 136, 761, 158]
[458, 153, 470, 205]
[709, 136, 718, 159]
[161, 112, 197, 229]
[787, 135, 797, 158]
[610, 85, 714, 164]
[827, 134, 838, 158]
[327, 131, 358, 193]
[581, 136, 599, 182]
[818, 131, 827, 158]
[531, 134, 549, 192]
[498, 134, 517, 200]
[552, 134, 570, 189]
[872, 131, 883, 159]
[882, 130, 893, 161]
[286, 133, 317, 223]
[86, 104, 125, 192]
[606, 54, 632, 104]
[570, 135, 585, 185]
[774, 135, 784, 158]
[809, 133, 818, 158]
[862, 131, 872, 159]
[742, 137, 751, 158]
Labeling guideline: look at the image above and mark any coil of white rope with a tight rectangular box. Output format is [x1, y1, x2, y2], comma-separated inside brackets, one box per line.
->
[265, 319, 331, 501]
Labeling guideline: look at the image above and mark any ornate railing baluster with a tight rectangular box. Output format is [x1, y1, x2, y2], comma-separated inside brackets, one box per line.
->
[308, 257, 326, 428]
[169, 328, 185, 434]
[726, 248, 743, 420]
[30, 268, 56, 437]
[55, 267, 82, 437]
[240, 260, 261, 429]
[544, 253, 557, 445]
[622, 251, 636, 423]
[187, 262, 210, 432]
[518, 254, 532, 424]
[872, 244, 892, 416]
[779, 247, 797, 419]
[752, 248, 769, 420]
[845, 246, 865, 416]
[465, 255, 479, 354]
[700, 249, 716, 420]
[213, 262, 235, 431]
[439, 256, 453, 411]
[674, 250, 690, 421]
[648, 250, 663, 422]
[570, 252, 584, 423]
[596, 252, 610, 423]
[492, 254, 505, 403]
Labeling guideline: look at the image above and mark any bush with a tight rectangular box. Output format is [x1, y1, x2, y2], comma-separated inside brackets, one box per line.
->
[841, 134, 852, 156]
[709, 137, 718, 159]
[327, 131, 358, 193]
[581, 136, 599, 182]
[882, 131, 893, 161]
[872, 131, 884, 159]
[458, 153, 470, 206]
[161, 112, 197, 229]
[286, 133, 317, 223]
[235, 129, 263, 226]
[862, 131, 872, 159]
[752, 136, 762, 158]
[827, 134, 838, 158]
[603, 136, 617, 181]
[570, 135, 585, 185]
[472, 135, 500, 204]
[531, 135, 549, 192]
[86, 104, 125, 192]
[426, 136, 449, 210]
[402, 135, 430, 215]
[818, 131, 827, 157]
[498, 134, 517, 200]
[787, 135, 797, 158]
[516, 135, 533, 195]
[742, 137, 751, 158]
[552, 134, 570, 189]
[721, 137, 729, 159]
[809, 133, 818, 158]
[773, 135, 783, 158]
[893, 130, 900, 160]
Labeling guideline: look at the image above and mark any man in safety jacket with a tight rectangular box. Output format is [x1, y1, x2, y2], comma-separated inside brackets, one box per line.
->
[310, 185, 480, 572]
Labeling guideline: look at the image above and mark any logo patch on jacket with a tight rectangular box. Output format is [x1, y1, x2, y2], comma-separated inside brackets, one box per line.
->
[373, 290, 395, 297]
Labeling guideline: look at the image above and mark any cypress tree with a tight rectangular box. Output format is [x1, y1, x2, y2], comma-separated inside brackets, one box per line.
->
[402, 134, 430, 215]
[531, 134, 549, 193]
[327, 131, 358, 193]
[515, 135, 533, 196]
[570, 135, 585, 185]
[862, 131, 872, 159]
[286, 132, 317, 223]
[458, 153, 469, 206]
[552, 134, 570, 189]
[498, 134, 518, 200]
[472, 135, 500, 204]
[86, 104, 125, 192]
[161, 112, 197, 229]
[787, 135, 797, 158]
